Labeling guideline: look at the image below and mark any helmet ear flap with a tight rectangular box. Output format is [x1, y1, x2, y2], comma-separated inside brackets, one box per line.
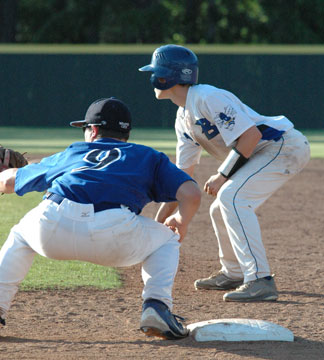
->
[178, 66, 199, 85]
[150, 73, 178, 90]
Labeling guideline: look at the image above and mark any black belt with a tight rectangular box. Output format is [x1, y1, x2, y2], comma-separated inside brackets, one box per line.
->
[46, 192, 121, 213]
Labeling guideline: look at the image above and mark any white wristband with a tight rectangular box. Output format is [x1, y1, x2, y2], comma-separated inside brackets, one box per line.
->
[218, 148, 248, 178]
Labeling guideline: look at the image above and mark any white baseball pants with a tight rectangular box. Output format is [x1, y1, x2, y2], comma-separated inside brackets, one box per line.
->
[0, 200, 180, 319]
[210, 129, 310, 283]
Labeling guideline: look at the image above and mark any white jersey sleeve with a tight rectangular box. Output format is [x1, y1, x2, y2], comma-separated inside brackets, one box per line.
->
[201, 91, 255, 147]
[175, 108, 202, 169]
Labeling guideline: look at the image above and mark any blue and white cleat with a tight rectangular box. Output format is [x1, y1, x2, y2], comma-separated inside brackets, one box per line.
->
[140, 299, 189, 340]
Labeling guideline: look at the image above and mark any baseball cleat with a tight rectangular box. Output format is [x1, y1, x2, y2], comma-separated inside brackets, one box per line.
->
[223, 276, 278, 302]
[140, 298, 189, 340]
[194, 271, 243, 290]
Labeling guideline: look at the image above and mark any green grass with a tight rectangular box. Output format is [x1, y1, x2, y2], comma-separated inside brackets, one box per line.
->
[0, 192, 121, 290]
[0, 44, 324, 54]
[299, 129, 324, 158]
[0, 127, 323, 157]
[0, 126, 323, 291]
[0, 127, 179, 155]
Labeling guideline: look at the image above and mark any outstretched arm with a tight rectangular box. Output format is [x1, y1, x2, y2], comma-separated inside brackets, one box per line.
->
[155, 164, 196, 223]
[0, 168, 18, 194]
[163, 180, 201, 242]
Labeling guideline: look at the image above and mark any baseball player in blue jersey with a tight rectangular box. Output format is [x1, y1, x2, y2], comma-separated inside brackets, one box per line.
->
[139, 45, 310, 302]
[0, 97, 201, 340]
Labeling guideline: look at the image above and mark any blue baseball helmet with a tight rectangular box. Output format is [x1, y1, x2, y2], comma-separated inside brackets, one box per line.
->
[139, 44, 199, 90]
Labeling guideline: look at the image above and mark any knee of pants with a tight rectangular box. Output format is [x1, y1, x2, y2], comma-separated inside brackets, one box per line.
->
[217, 184, 236, 212]
[209, 197, 221, 219]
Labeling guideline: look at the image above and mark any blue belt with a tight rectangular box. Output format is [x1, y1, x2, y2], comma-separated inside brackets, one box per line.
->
[257, 124, 284, 142]
[46, 192, 121, 213]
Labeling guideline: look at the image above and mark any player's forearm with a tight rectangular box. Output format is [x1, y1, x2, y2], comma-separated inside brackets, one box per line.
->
[0, 168, 17, 194]
[156, 162, 198, 226]
[176, 180, 201, 226]
[155, 202, 178, 223]
[155, 165, 200, 223]
[216, 126, 262, 181]
[163, 181, 201, 242]
[177, 196, 201, 228]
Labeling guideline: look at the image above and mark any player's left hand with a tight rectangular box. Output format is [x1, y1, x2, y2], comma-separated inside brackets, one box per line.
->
[204, 173, 227, 196]
[0, 146, 28, 172]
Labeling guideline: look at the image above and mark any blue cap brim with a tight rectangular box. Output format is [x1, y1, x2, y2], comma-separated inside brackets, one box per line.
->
[138, 64, 154, 72]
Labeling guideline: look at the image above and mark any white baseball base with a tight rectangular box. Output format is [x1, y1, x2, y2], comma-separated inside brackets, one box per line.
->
[187, 318, 294, 342]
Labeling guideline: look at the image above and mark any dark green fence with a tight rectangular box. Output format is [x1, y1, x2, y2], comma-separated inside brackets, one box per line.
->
[0, 51, 323, 129]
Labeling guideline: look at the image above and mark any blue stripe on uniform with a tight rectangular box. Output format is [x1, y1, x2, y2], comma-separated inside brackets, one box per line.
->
[232, 136, 285, 279]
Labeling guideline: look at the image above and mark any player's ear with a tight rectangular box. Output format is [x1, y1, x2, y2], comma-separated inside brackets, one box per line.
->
[90, 125, 99, 140]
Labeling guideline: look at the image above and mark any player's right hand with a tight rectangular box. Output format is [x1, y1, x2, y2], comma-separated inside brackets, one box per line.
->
[204, 173, 227, 196]
[163, 213, 188, 243]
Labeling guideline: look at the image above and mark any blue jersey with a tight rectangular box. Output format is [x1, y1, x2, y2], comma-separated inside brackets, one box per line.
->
[15, 138, 193, 214]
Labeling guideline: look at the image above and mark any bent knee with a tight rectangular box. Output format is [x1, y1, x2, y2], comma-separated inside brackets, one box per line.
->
[209, 197, 221, 218]
[217, 184, 236, 210]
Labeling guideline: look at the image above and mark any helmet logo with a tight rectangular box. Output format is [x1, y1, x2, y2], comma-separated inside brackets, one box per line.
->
[182, 68, 192, 75]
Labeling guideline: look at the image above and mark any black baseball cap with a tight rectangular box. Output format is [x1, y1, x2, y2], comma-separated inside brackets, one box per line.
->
[70, 97, 132, 133]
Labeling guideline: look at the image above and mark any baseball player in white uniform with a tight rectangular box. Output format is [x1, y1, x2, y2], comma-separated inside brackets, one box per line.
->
[0, 97, 201, 339]
[139, 44, 310, 302]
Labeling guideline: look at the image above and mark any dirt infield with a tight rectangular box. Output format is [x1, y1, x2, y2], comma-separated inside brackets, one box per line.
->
[0, 157, 323, 359]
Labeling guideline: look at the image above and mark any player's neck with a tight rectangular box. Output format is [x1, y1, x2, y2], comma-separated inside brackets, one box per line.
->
[93, 137, 127, 143]
[169, 85, 190, 108]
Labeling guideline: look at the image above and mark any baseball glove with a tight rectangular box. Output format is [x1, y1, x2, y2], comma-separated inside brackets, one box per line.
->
[0, 146, 28, 172]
